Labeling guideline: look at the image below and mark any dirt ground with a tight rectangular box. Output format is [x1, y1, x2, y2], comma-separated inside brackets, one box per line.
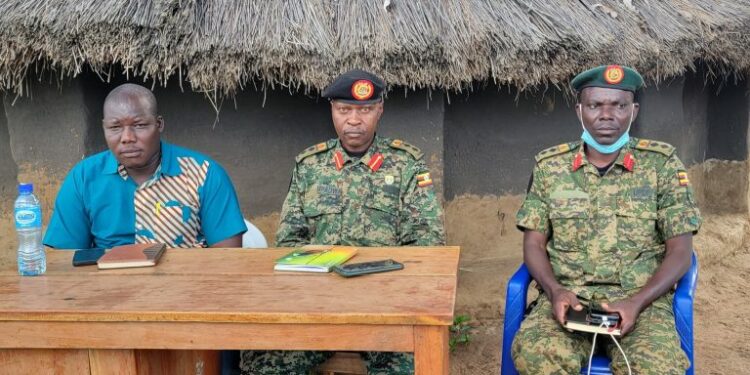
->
[1, 188, 748, 374]
[443, 194, 750, 375]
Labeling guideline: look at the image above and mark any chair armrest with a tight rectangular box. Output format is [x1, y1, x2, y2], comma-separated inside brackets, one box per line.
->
[673, 251, 698, 375]
[501, 264, 532, 375]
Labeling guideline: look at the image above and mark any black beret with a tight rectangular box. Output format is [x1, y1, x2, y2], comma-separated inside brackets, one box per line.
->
[321, 69, 385, 104]
[571, 65, 644, 93]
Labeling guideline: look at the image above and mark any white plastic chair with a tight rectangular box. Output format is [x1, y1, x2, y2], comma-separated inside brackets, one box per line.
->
[242, 218, 268, 248]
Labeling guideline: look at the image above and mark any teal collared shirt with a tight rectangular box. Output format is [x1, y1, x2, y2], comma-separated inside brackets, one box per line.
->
[44, 142, 246, 249]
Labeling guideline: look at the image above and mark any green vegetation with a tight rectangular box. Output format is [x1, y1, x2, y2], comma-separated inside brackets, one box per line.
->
[449, 314, 477, 351]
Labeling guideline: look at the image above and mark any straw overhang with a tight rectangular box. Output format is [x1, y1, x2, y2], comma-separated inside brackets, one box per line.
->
[0, 0, 748, 96]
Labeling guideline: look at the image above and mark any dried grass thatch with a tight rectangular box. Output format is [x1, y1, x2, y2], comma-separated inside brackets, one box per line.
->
[0, 0, 749, 97]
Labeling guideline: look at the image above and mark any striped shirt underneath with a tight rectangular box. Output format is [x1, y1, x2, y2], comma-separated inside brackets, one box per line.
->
[117, 157, 209, 248]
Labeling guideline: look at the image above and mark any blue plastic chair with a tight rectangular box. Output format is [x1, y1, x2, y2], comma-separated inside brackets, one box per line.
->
[501, 251, 698, 375]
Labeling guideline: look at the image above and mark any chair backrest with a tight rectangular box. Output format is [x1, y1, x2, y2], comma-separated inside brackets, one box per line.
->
[501, 251, 698, 375]
[242, 219, 268, 248]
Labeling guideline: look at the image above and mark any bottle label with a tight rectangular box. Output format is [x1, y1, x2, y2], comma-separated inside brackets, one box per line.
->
[14, 207, 42, 229]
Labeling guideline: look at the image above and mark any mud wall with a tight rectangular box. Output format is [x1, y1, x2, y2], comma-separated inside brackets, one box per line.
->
[0, 104, 16, 209]
[697, 79, 750, 214]
[443, 72, 739, 199]
[0, 71, 747, 228]
[0, 72, 444, 221]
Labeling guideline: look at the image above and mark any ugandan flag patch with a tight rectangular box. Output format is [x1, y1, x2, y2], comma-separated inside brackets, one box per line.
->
[677, 171, 689, 186]
[416, 172, 433, 187]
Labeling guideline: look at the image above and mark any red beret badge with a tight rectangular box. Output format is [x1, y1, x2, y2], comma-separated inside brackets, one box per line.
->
[604, 65, 625, 84]
[351, 80, 375, 100]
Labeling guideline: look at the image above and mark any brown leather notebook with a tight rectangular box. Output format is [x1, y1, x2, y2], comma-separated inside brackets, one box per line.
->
[97, 243, 167, 270]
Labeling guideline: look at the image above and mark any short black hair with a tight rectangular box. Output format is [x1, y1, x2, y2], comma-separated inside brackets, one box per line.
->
[103, 83, 158, 116]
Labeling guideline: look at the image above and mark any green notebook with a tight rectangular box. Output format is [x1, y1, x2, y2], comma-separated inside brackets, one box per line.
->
[274, 245, 357, 272]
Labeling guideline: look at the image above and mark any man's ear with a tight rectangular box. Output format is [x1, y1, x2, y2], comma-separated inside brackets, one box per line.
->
[157, 116, 165, 132]
[576, 103, 583, 122]
[632, 103, 640, 122]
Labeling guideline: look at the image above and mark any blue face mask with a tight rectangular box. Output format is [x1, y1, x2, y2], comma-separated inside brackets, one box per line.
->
[578, 104, 634, 154]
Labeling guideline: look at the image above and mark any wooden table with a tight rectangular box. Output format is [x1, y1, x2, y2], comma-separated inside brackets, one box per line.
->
[0, 247, 460, 374]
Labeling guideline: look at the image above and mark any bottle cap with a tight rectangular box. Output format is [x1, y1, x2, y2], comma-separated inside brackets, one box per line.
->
[18, 183, 33, 194]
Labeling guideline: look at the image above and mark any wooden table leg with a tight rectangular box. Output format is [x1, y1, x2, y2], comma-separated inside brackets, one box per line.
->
[0, 349, 90, 374]
[89, 349, 137, 375]
[414, 326, 449, 375]
[135, 349, 220, 375]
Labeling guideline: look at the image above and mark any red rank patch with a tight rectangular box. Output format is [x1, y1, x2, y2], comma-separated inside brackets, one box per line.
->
[367, 153, 384, 172]
[623, 152, 635, 171]
[333, 151, 344, 171]
[572, 153, 583, 171]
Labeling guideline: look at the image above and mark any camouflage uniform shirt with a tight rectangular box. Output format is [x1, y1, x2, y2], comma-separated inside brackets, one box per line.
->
[516, 137, 702, 302]
[276, 135, 445, 247]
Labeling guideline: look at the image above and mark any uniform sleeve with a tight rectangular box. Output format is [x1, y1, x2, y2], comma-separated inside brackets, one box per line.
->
[657, 154, 702, 239]
[43, 166, 93, 249]
[275, 165, 312, 247]
[398, 159, 445, 246]
[199, 162, 247, 246]
[516, 163, 551, 234]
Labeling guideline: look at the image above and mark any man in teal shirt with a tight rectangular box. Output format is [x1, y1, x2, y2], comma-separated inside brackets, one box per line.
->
[44, 83, 246, 249]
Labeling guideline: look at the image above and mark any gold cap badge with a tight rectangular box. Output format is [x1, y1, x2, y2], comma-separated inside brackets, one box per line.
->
[604, 65, 624, 84]
[351, 80, 375, 101]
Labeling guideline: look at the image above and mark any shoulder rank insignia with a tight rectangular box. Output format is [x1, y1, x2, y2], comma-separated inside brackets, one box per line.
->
[416, 172, 433, 187]
[536, 141, 578, 162]
[634, 139, 675, 156]
[296, 141, 330, 163]
[389, 139, 423, 160]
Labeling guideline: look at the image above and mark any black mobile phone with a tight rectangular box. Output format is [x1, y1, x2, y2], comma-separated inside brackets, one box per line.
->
[588, 309, 620, 327]
[332, 259, 404, 277]
[72, 248, 106, 267]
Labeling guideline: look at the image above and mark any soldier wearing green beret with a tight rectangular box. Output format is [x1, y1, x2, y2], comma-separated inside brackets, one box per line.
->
[240, 69, 445, 375]
[513, 65, 701, 374]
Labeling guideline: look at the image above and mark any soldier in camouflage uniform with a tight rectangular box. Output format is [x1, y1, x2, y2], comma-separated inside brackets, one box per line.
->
[512, 65, 701, 375]
[241, 69, 445, 375]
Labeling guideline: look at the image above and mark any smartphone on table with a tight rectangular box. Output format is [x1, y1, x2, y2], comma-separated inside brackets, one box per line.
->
[72, 248, 106, 267]
[332, 259, 404, 277]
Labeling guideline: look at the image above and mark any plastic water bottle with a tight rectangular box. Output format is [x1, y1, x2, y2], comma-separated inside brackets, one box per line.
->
[15, 183, 46, 276]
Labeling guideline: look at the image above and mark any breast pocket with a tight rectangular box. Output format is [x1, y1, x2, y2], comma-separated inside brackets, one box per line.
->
[154, 200, 200, 247]
[363, 189, 400, 246]
[615, 200, 659, 250]
[616, 199, 662, 289]
[549, 198, 589, 251]
[302, 196, 343, 242]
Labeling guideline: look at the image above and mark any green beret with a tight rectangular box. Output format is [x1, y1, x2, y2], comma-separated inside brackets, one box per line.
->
[570, 65, 644, 93]
[322, 69, 385, 104]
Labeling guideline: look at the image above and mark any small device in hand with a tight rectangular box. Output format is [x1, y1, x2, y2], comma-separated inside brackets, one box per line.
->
[332, 259, 404, 277]
[588, 308, 621, 327]
[72, 248, 106, 266]
[565, 305, 621, 336]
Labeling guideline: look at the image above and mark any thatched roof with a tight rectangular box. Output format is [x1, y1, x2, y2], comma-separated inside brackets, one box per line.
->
[1, 0, 749, 97]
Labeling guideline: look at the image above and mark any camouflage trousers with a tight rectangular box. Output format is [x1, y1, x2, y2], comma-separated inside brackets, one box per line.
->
[511, 294, 689, 375]
[239, 350, 413, 375]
